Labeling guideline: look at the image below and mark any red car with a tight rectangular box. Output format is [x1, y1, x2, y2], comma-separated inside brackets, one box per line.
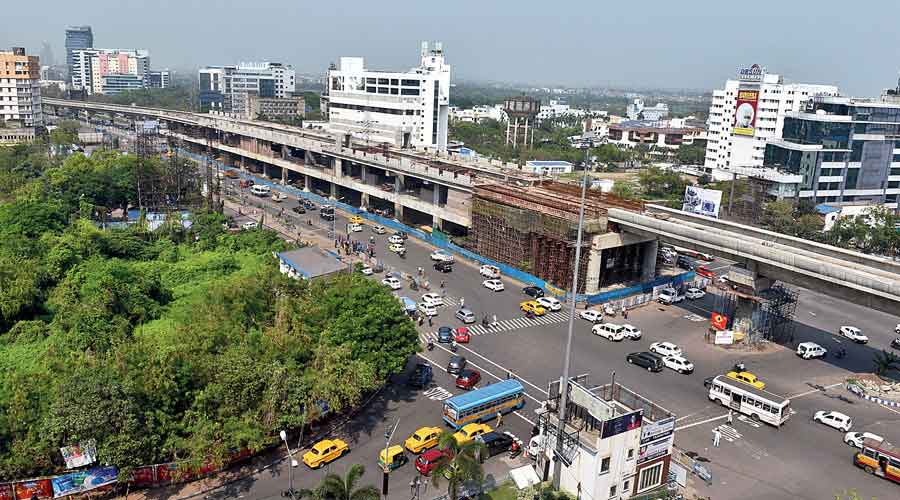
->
[455, 369, 481, 390]
[454, 327, 470, 343]
[696, 265, 716, 279]
[415, 448, 451, 475]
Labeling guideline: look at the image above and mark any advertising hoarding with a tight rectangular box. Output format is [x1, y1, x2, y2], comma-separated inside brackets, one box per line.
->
[711, 312, 728, 331]
[733, 89, 759, 136]
[638, 434, 674, 464]
[715, 330, 735, 345]
[600, 410, 643, 439]
[639, 416, 676, 445]
[59, 439, 97, 470]
[14, 480, 53, 500]
[51, 466, 117, 498]
[0, 484, 13, 500]
[682, 186, 723, 218]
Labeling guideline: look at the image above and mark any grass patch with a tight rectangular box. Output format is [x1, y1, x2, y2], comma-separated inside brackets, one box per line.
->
[481, 481, 519, 500]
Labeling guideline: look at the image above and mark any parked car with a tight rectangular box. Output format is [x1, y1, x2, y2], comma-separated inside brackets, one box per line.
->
[455, 308, 476, 324]
[658, 288, 685, 304]
[434, 260, 454, 273]
[676, 256, 696, 270]
[727, 371, 766, 390]
[418, 303, 437, 317]
[537, 297, 562, 311]
[844, 431, 883, 449]
[455, 369, 481, 390]
[476, 432, 515, 458]
[522, 286, 545, 298]
[814, 410, 853, 432]
[437, 326, 453, 344]
[447, 355, 467, 374]
[621, 324, 642, 340]
[685, 288, 706, 300]
[797, 342, 827, 359]
[482, 279, 505, 292]
[579, 310, 603, 323]
[650, 342, 683, 357]
[382, 277, 402, 290]
[360, 266, 373, 276]
[431, 250, 454, 262]
[223, 169, 240, 179]
[663, 355, 694, 374]
[241, 221, 258, 230]
[626, 352, 664, 372]
[839, 326, 869, 344]
[592, 323, 625, 341]
[480, 265, 500, 279]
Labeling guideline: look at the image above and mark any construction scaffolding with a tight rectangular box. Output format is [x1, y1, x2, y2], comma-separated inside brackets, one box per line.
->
[471, 181, 643, 292]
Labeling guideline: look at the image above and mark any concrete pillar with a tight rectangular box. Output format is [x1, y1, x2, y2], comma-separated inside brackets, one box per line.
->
[639, 240, 658, 281]
[394, 202, 404, 221]
[333, 158, 342, 178]
[395, 174, 404, 193]
[361, 192, 370, 209]
[584, 234, 605, 295]
[433, 215, 443, 231]
[303, 150, 312, 165]
[361, 165, 368, 184]
[281, 165, 287, 185]
[240, 156, 246, 170]
[330, 183, 337, 199]
[433, 185, 441, 206]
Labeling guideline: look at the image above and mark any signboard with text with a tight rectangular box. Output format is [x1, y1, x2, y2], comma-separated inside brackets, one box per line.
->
[51, 467, 117, 498]
[715, 330, 735, 345]
[738, 64, 766, 82]
[601, 410, 643, 439]
[640, 416, 676, 445]
[638, 434, 674, 464]
[682, 186, 723, 218]
[733, 89, 759, 136]
[60, 439, 97, 469]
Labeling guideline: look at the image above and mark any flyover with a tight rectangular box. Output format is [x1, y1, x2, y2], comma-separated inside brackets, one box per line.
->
[608, 205, 900, 314]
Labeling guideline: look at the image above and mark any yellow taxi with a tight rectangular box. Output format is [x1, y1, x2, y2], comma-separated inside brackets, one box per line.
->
[726, 371, 766, 390]
[404, 426, 443, 454]
[302, 438, 349, 469]
[520, 300, 547, 316]
[452, 423, 492, 445]
[349, 215, 364, 225]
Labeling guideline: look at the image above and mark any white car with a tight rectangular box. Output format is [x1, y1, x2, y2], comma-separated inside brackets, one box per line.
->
[479, 265, 500, 279]
[482, 279, 504, 292]
[621, 324, 642, 340]
[844, 431, 883, 448]
[797, 342, 827, 359]
[372, 225, 386, 234]
[814, 411, 853, 432]
[381, 277, 402, 290]
[650, 342, 683, 357]
[658, 289, 684, 304]
[388, 235, 405, 245]
[272, 192, 288, 202]
[360, 266, 374, 276]
[418, 303, 438, 317]
[592, 323, 625, 341]
[430, 250, 454, 262]
[580, 310, 603, 323]
[241, 221, 258, 230]
[839, 326, 869, 344]
[348, 223, 363, 233]
[685, 288, 706, 300]
[537, 297, 562, 311]
[663, 355, 694, 374]
[895, 323, 900, 334]
[388, 243, 406, 253]
[421, 293, 444, 307]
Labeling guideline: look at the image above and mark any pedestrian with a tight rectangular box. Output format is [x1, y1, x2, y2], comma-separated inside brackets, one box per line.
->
[496, 411, 503, 427]
[418, 316, 424, 326]
[460, 297, 465, 308]
[428, 316, 433, 327]
[492, 314, 498, 327]
[713, 429, 721, 447]
[441, 288, 447, 298]
[727, 410, 733, 425]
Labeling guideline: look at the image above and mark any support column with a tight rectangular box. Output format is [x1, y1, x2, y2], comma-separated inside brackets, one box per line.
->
[361, 165, 368, 184]
[330, 183, 337, 199]
[584, 235, 605, 295]
[394, 174, 405, 220]
[395, 174, 404, 193]
[281, 165, 287, 185]
[240, 156, 246, 170]
[333, 158, 343, 178]
[433, 185, 441, 206]
[640, 240, 659, 282]
[304, 174, 310, 192]
[433, 215, 443, 231]
[361, 192, 370, 209]
[513, 117, 519, 146]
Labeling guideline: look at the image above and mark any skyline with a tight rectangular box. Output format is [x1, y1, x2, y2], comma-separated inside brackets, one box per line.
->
[2, 0, 900, 96]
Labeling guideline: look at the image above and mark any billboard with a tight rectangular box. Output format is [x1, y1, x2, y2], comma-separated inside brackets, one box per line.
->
[601, 410, 643, 439]
[733, 89, 759, 136]
[51, 466, 117, 498]
[711, 312, 728, 331]
[682, 186, 723, 218]
[640, 416, 676, 445]
[638, 434, 674, 464]
[0, 484, 13, 500]
[14, 480, 53, 500]
[60, 439, 97, 469]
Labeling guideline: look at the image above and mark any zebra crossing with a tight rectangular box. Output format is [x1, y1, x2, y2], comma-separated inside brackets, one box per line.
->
[423, 387, 453, 401]
[421, 311, 570, 342]
[715, 424, 742, 443]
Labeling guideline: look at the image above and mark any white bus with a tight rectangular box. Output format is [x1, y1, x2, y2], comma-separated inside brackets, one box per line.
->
[707, 375, 792, 427]
[250, 184, 271, 197]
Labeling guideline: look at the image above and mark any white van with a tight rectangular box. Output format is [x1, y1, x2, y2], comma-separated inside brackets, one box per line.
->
[592, 323, 625, 341]
[797, 342, 827, 359]
[250, 184, 271, 197]
[480, 265, 501, 279]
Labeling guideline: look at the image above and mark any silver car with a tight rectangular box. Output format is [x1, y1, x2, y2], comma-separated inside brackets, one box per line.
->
[455, 308, 476, 324]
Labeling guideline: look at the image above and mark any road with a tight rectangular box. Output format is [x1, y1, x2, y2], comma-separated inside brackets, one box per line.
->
[166, 167, 900, 499]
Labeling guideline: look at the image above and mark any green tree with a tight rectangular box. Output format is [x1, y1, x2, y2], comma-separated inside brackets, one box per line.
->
[638, 166, 686, 199]
[431, 433, 487, 500]
[611, 181, 636, 200]
[873, 350, 900, 377]
[317, 464, 380, 500]
[795, 214, 824, 240]
[675, 144, 705, 165]
[49, 120, 80, 146]
[761, 200, 796, 234]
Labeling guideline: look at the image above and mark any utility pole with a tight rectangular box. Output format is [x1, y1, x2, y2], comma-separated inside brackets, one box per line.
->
[552, 132, 592, 488]
[279, 430, 299, 500]
[382, 419, 400, 500]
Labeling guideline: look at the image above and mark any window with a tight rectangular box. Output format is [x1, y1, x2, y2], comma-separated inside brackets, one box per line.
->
[623, 480, 630, 493]
[401, 88, 420, 96]
[390, 78, 399, 85]
[627, 448, 634, 460]
[377, 78, 389, 85]
[600, 456, 611, 474]
[402, 79, 419, 86]
[638, 463, 663, 491]
[609, 485, 617, 498]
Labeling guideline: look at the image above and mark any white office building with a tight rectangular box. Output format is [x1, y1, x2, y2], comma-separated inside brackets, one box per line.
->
[70, 48, 151, 95]
[703, 65, 840, 172]
[323, 42, 451, 151]
[199, 62, 296, 118]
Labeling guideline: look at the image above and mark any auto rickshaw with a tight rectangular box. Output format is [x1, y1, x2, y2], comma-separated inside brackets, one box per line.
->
[378, 445, 409, 472]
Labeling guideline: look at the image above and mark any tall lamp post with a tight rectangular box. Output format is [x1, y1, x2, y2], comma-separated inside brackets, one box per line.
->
[279, 430, 299, 500]
[382, 419, 400, 500]
[552, 132, 593, 488]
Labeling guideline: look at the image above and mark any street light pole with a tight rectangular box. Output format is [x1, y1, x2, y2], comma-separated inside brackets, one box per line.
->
[279, 430, 299, 500]
[382, 419, 400, 500]
[552, 134, 593, 488]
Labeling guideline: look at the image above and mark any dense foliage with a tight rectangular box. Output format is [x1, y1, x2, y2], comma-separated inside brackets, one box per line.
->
[0, 148, 419, 478]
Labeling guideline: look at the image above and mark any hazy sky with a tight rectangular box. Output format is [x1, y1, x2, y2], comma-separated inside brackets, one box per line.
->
[3, 0, 899, 95]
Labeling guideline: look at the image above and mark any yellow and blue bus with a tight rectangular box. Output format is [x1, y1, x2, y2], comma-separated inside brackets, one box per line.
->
[442, 380, 525, 429]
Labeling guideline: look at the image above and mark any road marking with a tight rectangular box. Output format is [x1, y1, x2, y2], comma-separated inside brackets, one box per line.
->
[675, 413, 728, 431]
[423, 387, 453, 401]
[451, 343, 549, 396]
[715, 424, 742, 442]
[422, 345, 544, 404]
[789, 382, 843, 399]
[422, 312, 570, 340]
[737, 415, 761, 428]
[414, 352, 536, 426]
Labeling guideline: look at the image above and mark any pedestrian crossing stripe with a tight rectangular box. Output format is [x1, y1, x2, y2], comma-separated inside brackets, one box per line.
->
[715, 424, 742, 442]
[422, 311, 570, 341]
[423, 387, 453, 401]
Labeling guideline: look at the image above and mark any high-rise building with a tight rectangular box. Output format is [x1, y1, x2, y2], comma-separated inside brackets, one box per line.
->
[148, 70, 171, 89]
[0, 47, 42, 128]
[762, 91, 900, 207]
[198, 62, 295, 117]
[703, 65, 839, 172]
[64, 26, 93, 78]
[322, 41, 451, 150]
[71, 48, 150, 95]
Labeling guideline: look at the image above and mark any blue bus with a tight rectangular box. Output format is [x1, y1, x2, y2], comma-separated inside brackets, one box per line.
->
[442, 380, 525, 429]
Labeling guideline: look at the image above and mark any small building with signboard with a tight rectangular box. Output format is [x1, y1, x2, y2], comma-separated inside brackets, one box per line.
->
[535, 376, 677, 499]
[277, 247, 348, 281]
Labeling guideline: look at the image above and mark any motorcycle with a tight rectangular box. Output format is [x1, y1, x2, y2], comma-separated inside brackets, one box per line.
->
[733, 362, 746, 372]
[525, 310, 535, 320]
[508, 441, 522, 459]
[835, 347, 847, 359]
[427, 341, 435, 351]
